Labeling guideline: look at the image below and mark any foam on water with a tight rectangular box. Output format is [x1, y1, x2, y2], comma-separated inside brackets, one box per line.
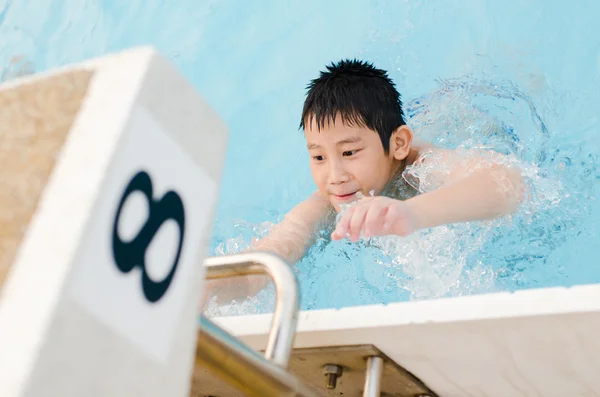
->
[371, 145, 561, 300]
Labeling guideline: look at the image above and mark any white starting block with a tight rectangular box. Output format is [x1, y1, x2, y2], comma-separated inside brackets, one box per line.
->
[0, 47, 228, 396]
[199, 283, 600, 397]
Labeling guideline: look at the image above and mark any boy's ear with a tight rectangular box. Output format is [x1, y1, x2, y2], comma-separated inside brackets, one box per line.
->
[390, 125, 413, 160]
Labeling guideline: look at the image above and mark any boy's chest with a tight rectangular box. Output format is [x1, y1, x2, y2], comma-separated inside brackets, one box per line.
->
[387, 175, 419, 201]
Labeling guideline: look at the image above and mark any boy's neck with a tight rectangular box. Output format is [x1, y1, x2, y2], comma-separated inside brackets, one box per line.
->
[382, 148, 421, 199]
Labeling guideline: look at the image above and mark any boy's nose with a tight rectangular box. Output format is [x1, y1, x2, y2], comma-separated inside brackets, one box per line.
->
[328, 160, 350, 185]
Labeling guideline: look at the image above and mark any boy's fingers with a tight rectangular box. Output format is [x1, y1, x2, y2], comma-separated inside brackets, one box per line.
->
[331, 225, 346, 240]
[364, 203, 386, 236]
[382, 202, 399, 233]
[349, 205, 368, 241]
[332, 207, 354, 240]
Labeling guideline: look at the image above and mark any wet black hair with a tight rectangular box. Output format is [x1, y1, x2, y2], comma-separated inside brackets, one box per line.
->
[299, 59, 406, 153]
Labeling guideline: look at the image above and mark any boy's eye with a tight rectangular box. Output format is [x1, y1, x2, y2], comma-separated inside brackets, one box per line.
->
[313, 155, 324, 161]
[343, 150, 358, 156]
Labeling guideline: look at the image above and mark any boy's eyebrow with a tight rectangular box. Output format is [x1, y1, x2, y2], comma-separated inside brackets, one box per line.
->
[307, 136, 363, 150]
[336, 136, 362, 145]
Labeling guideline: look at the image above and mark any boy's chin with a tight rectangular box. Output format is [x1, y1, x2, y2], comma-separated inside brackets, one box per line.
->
[330, 196, 361, 212]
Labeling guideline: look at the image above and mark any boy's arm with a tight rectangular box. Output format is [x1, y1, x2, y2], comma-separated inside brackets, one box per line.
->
[252, 192, 332, 264]
[203, 192, 332, 305]
[406, 148, 526, 229]
[332, 148, 526, 240]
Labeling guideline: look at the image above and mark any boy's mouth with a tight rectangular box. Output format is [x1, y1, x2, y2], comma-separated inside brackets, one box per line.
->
[332, 191, 358, 201]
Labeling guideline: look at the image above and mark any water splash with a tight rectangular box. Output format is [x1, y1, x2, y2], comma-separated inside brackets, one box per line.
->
[406, 76, 551, 163]
[370, 145, 564, 299]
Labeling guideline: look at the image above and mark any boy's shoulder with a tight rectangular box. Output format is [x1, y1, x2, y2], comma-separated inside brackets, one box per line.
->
[399, 143, 472, 195]
[404, 144, 514, 191]
[408, 140, 455, 167]
[411, 145, 508, 168]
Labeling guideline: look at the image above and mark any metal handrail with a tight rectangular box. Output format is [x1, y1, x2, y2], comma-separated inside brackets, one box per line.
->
[197, 316, 319, 397]
[203, 251, 299, 368]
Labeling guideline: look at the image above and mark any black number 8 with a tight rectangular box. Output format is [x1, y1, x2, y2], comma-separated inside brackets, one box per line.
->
[111, 170, 185, 303]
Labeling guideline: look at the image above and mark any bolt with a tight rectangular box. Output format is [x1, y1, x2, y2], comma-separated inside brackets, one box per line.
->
[323, 364, 343, 389]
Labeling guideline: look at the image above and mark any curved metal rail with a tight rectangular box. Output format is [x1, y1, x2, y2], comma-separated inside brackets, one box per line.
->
[203, 251, 299, 368]
[196, 316, 318, 397]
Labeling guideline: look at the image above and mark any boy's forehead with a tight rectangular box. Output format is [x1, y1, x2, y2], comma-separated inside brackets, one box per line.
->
[304, 120, 374, 145]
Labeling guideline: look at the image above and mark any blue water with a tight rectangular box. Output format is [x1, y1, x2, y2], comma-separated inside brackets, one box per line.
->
[2, 0, 598, 313]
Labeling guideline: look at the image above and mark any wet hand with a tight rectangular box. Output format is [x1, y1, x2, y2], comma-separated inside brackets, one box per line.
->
[331, 197, 418, 241]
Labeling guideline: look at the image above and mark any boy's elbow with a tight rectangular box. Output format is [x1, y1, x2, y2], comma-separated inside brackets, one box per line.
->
[490, 164, 526, 215]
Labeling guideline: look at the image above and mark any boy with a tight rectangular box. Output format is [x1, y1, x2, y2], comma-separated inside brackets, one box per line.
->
[206, 59, 524, 304]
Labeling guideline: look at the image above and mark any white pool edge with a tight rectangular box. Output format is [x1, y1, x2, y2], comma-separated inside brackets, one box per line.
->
[212, 282, 600, 337]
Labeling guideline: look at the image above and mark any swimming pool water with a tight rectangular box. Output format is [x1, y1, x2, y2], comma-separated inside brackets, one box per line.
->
[1, 0, 598, 313]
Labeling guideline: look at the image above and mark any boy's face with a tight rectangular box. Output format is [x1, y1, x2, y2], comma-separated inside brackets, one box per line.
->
[304, 115, 412, 211]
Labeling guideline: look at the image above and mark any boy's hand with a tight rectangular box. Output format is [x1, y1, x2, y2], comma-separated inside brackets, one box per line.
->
[331, 197, 419, 241]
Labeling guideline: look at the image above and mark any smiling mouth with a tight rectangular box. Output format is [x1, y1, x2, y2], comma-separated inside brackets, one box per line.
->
[333, 192, 358, 200]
